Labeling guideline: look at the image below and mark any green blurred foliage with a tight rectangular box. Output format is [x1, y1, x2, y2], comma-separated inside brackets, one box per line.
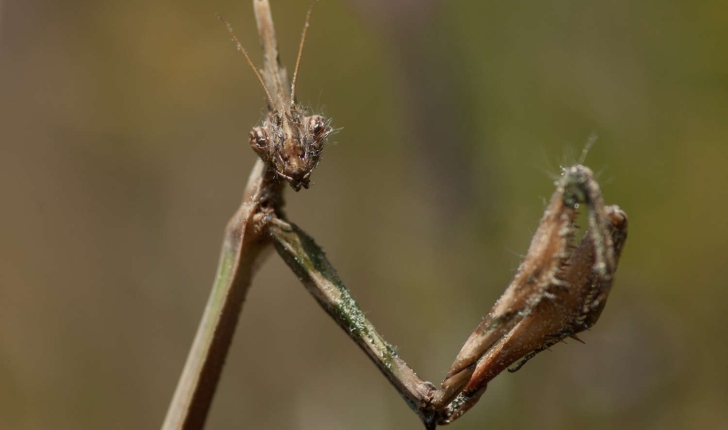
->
[1, 0, 727, 429]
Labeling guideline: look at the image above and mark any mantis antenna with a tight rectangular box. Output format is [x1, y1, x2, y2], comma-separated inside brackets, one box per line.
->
[217, 14, 276, 111]
[290, 2, 316, 104]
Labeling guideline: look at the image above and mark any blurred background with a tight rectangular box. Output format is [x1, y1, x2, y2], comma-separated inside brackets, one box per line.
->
[1, 0, 727, 429]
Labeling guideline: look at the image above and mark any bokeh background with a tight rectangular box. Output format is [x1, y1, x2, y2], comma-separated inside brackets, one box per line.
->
[2, 0, 727, 429]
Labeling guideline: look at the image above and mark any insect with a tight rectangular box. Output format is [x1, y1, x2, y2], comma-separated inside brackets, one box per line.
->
[215, 3, 629, 426]
[430, 164, 628, 425]
[219, 2, 331, 191]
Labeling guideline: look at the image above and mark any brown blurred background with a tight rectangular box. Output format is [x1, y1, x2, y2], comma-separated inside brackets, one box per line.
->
[1, 0, 727, 429]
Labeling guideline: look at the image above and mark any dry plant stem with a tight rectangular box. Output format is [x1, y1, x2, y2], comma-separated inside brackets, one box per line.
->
[269, 218, 439, 429]
[162, 160, 282, 430]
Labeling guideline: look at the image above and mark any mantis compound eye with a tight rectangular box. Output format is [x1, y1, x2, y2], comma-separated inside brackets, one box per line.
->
[249, 127, 268, 149]
[307, 115, 327, 140]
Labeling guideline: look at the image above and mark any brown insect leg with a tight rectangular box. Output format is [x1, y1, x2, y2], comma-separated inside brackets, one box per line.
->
[432, 166, 627, 422]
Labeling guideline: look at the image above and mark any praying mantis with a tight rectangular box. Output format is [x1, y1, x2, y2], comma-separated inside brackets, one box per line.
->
[163, 1, 628, 428]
